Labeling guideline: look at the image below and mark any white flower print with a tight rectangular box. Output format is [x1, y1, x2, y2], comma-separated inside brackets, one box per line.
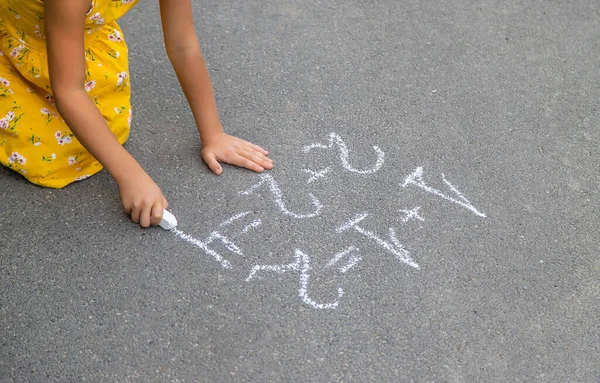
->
[10, 45, 24, 58]
[68, 156, 77, 165]
[0, 77, 10, 87]
[55, 131, 64, 144]
[42, 108, 58, 124]
[108, 30, 123, 43]
[56, 133, 72, 145]
[75, 175, 91, 181]
[45, 93, 55, 106]
[0, 119, 7, 130]
[6, 111, 15, 121]
[85, 80, 96, 92]
[51, 153, 56, 160]
[117, 72, 127, 86]
[89, 12, 104, 24]
[34, 25, 45, 38]
[8, 152, 24, 165]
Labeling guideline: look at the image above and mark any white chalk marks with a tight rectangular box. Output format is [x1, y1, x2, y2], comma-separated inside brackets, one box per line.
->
[302, 133, 385, 183]
[167, 132, 488, 310]
[326, 246, 362, 273]
[240, 174, 323, 219]
[171, 212, 262, 269]
[402, 167, 486, 218]
[399, 207, 424, 223]
[337, 213, 419, 269]
[171, 229, 233, 269]
[302, 167, 331, 184]
[246, 249, 345, 310]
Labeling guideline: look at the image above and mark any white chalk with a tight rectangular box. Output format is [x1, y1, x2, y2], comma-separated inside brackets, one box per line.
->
[402, 167, 486, 218]
[302, 132, 385, 174]
[159, 209, 178, 230]
[239, 174, 323, 219]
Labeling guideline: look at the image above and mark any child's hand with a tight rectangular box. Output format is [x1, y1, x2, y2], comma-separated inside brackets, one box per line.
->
[200, 133, 273, 175]
[118, 171, 169, 228]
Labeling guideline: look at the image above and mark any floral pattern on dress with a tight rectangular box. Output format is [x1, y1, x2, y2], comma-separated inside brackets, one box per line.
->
[0, 0, 139, 188]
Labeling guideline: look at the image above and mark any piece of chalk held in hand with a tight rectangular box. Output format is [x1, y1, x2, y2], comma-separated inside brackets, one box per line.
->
[159, 209, 178, 230]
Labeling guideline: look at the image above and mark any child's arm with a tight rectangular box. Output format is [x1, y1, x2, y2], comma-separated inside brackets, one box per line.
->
[159, 0, 273, 175]
[45, 0, 167, 227]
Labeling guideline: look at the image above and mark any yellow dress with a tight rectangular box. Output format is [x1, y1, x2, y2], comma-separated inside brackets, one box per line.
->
[0, 0, 138, 188]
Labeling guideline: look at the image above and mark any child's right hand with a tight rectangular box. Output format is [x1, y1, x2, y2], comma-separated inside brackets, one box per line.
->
[117, 171, 169, 228]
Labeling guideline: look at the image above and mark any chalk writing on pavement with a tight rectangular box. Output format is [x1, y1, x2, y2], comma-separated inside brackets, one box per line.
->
[170, 132, 487, 309]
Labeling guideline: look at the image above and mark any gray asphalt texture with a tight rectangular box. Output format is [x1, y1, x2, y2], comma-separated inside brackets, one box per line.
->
[2, 0, 600, 382]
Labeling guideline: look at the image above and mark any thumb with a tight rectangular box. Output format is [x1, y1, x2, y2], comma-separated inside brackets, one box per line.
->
[204, 153, 222, 175]
[162, 196, 169, 210]
[150, 199, 164, 227]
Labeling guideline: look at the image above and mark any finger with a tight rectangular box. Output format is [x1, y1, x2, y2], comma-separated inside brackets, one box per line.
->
[248, 143, 272, 158]
[262, 155, 274, 169]
[203, 152, 223, 175]
[252, 147, 274, 166]
[233, 153, 265, 173]
[122, 204, 132, 215]
[251, 143, 269, 156]
[131, 205, 142, 224]
[139, 203, 153, 228]
[242, 146, 273, 169]
[150, 200, 164, 227]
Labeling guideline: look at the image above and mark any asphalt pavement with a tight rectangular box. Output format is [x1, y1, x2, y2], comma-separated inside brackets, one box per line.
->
[1, 0, 599, 381]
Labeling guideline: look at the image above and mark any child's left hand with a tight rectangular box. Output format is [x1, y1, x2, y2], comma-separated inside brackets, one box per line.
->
[200, 133, 273, 175]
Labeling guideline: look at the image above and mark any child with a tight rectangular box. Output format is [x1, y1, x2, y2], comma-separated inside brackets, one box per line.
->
[0, 0, 273, 227]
